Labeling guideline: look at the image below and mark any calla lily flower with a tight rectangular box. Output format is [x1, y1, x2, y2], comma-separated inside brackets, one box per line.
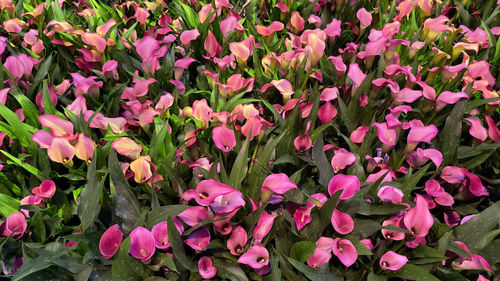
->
[129, 227, 155, 262]
[465, 118, 488, 142]
[112, 137, 142, 160]
[403, 194, 434, 237]
[130, 155, 153, 183]
[99, 224, 123, 259]
[331, 148, 357, 173]
[212, 125, 236, 152]
[204, 31, 221, 58]
[39, 114, 74, 138]
[331, 209, 354, 235]
[185, 227, 211, 251]
[75, 134, 95, 164]
[255, 22, 284, 37]
[227, 226, 248, 255]
[484, 115, 500, 142]
[294, 193, 328, 231]
[328, 174, 360, 200]
[0, 212, 27, 239]
[332, 238, 358, 267]
[31, 180, 56, 198]
[380, 251, 408, 270]
[405, 121, 438, 151]
[347, 63, 366, 92]
[238, 245, 269, 269]
[356, 8, 372, 30]
[425, 180, 444, 197]
[350, 126, 370, 143]
[261, 173, 297, 195]
[195, 180, 237, 206]
[435, 91, 468, 111]
[47, 137, 75, 164]
[177, 206, 210, 226]
[382, 215, 406, 240]
[198, 257, 217, 279]
[307, 237, 335, 269]
[377, 185, 404, 204]
[294, 121, 312, 152]
[253, 211, 277, 243]
[415, 148, 443, 168]
[211, 191, 245, 214]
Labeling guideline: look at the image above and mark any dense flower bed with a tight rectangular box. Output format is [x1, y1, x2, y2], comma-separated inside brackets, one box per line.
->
[0, 0, 500, 280]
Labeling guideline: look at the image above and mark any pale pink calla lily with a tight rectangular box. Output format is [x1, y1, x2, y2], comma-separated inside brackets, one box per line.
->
[350, 126, 370, 143]
[356, 8, 372, 29]
[377, 185, 404, 204]
[130, 155, 153, 183]
[380, 251, 408, 270]
[75, 134, 95, 164]
[435, 91, 468, 111]
[47, 137, 75, 164]
[112, 137, 142, 160]
[99, 224, 123, 259]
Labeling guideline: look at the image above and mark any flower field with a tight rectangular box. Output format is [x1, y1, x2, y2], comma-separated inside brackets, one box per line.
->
[0, 0, 500, 280]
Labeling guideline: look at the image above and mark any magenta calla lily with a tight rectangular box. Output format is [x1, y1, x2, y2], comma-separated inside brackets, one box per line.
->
[32, 180, 56, 198]
[99, 224, 123, 259]
[185, 227, 211, 251]
[261, 173, 297, 195]
[380, 251, 408, 271]
[328, 174, 360, 200]
[195, 179, 237, 206]
[129, 227, 155, 262]
[0, 212, 27, 239]
[404, 194, 434, 237]
[237, 245, 269, 269]
[227, 226, 248, 255]
[331, 209, 354, 235]
[198, 257, 217, 279]
[332, 238, 358, 267]
[212, 125, 236, 152]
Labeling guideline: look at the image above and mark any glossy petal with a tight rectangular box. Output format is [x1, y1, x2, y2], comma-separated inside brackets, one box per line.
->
[99, 224, 123, 259]
[380, 251, 408, 270]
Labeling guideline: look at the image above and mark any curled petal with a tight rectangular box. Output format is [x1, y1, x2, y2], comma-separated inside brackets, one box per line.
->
[331, 209, 354, 235]
[237, 245, 269, 269]
[380, 251, 408, 271]
[198, 257, 217, 279]
[99, 224, 123, 259]
[332, 238, 358, 267]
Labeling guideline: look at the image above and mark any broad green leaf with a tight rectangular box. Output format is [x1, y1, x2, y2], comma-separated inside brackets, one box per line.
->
[290, 241, 316, 263]
[112, 238, 149, 281]
[0, 193, 20, 217]
[287, 257, 338, 281]
[367, 272, 388, 281]
[401, 164, 431, 197]
[213, 259, 249, 281]
[108, 151, 141, 234]
[229, 134, 250, 189]
[454, 201, 500, 252]
[146, 205, 189, 228]
[312, 132, 334, 187]
[389, 264, 440, 281]
[439, 99, 467, 166]
[77, 154, 105, 231]
[167, 216, 197, 271]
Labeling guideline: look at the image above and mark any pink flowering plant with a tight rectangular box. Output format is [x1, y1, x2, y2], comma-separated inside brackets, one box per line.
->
[0, 0, 500, 280]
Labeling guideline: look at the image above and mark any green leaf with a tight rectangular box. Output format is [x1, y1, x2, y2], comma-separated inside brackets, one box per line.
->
[213, 259, 249, 281]
[146, 205, 189, 228]
[367, 272, 388, 281]
[345, 236, 373, 256]
[9, 88, 40, 127]
[290, 241, 316, 263]
[77, 154, 105, 231]
[287, 257, 338, 281]
[401, 164, 431, 197]
[465, 97, 500, 112]
[109, 151, 141, 234]
[42, 80, 57, 115]
[357, 202, 407, 216]
[1, 150, 44, 180]
[112, 238, 150, 281]
[12, 256, 54, 281]
[312, 132, 334, 187]
[0, 103, 36, 146]
[0, 193, 20, 217]
[167, 216, 197, 271]
[229, 134, 250, 189]
[454, 201, 500, 252]
[270, 255, 281, 281]
[389, 264, 440, 281]
[439, 99, 467, 166]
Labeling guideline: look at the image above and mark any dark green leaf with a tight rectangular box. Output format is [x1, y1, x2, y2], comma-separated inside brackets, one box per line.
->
[78, 154, 105, 231]
[167, 216, 197, 271]
[290, 241, 316, 263]
[112, 238, 149, 281]
[389, 264, 440, 281]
